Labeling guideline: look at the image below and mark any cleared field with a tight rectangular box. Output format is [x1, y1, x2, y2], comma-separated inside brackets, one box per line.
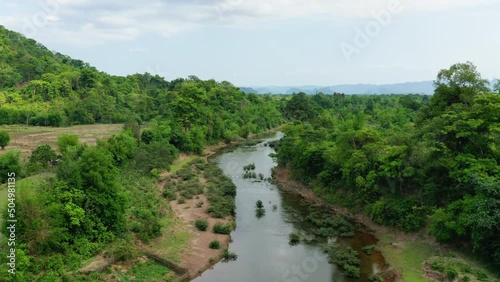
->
[0, 124, 123, 158]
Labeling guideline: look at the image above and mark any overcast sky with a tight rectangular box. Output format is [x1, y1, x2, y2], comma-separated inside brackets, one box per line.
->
[0, 0, 499, 86]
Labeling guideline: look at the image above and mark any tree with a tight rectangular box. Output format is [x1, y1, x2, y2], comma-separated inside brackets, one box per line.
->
[428, 62, 489, 116]
[0, 150, 21, 183]
[0, 131, 10, 149]
[102, 132, 137, 166]
[494, 80, 500, 94]
[140, 129, 154, 144]
[57, 133, 79, 154]
[284, 92, 317, 121]
[78, 146, 126, 233]
[29, 144, 57, 167]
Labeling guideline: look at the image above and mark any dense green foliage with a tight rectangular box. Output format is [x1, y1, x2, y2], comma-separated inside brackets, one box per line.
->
[0, 150, 20, 183]
[324, 245, 361, 278]
[275, 62, 500, 269]
[0, 26, 282, 149]
[0, 130, 178, 280]
[0, 131, 9, 149]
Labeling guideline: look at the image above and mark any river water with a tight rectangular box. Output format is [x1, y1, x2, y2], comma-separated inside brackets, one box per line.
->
[193, 132, 385, 282]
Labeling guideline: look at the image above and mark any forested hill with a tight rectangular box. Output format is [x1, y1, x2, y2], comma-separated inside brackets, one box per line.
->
[276, 62, 500, 271]
[0, 25, 283, 151]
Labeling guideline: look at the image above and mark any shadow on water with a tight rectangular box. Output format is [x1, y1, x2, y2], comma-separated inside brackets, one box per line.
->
[193, 132, 387, 282]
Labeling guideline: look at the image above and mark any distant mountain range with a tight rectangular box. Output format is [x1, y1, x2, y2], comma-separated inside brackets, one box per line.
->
[241, 79, 500, 95]
[240, 81, 436, 95]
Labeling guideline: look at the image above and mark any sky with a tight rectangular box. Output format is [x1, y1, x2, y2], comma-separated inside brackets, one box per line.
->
[0, 0, 499, 86]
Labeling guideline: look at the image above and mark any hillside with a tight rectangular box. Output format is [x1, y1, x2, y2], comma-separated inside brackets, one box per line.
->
[0, 25, 283, 150]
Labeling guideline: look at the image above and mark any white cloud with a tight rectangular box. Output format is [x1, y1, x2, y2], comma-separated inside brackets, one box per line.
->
[0, 0, 496, 45]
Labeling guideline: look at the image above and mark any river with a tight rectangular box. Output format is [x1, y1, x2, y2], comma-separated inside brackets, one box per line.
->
[193, 131, 385, 282]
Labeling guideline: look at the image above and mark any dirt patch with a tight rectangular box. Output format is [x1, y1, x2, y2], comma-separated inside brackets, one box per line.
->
[78, 253, 115, 274]
[169, 187, 231, 278]
[0, 124, 123, 158]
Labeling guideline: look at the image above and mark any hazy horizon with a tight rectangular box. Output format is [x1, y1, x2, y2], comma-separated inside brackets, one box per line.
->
[1, 0, 499, 85]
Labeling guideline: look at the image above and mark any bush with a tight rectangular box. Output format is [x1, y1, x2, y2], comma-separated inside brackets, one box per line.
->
[29, 144, 57, 167]
[445, 266, 458, 280]
[0, 130, 10, 149]
[255, 208, 265, 218]
[367, 197, 427, 233]
[462, 275, 470, 282]
[209, 240, 220, 249]
[177, 197, 186, 204]
[213, 222, 232, 234]
[431, 259, 445, 272]
[195, 219, 209, 231]
[223, 249, 238, 261]
[325, 245, 360, 278]
[141, 129, 155, 144]
[363, 245, 376, 255]
[162, 188, 176, 201]
[289, 232, 301, 245]
[107, 239, 138, 262]
[0, 150, 21, 183]
[57, 133, 79, 154]
[256, 200, 264, 209]
[130, 141, 178, 173]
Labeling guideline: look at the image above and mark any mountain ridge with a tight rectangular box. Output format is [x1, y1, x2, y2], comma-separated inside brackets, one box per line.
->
[240, 81, 436, 95]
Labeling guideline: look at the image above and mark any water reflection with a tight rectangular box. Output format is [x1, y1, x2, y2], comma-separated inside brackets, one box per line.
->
[192, 132, 382, 282]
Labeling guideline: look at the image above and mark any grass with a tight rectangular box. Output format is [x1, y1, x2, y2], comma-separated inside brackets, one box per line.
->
[149, 214, 192, 263]
[377, 233, 439, 282]
[114, 259, 175, 282]
[169, 155, 198, 173]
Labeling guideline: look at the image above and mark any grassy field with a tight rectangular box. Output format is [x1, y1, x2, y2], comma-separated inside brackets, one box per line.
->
[149, 214, 192, 263]
[377, 233, 439, 281]
[0, 124, 123, 158]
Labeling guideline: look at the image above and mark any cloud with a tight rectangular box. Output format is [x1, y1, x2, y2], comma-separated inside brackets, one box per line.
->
[0, 0, 495, 45]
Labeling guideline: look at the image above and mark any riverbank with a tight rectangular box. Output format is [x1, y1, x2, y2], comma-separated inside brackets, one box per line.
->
[271, 165, 498, 282]
[153, 129, 282, 280]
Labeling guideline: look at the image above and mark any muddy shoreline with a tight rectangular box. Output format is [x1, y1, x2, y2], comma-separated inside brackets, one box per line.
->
[271, 165, 400, 282]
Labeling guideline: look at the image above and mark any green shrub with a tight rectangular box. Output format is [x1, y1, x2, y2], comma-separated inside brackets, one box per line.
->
[256, 200, 264, 209]
[213, 222, 232, 234]
[0, 150, 21, 183]
[196, 201, 204, 208]
[255, 208, 265, 218]
[162, 189, 176, 201]
[209, 240, 220, 249]
[29, 144, 56, 167]
[369, 274, 383, 282]
[366, 197, 427, 233]
[431, 259, 445, 272]
[178, 166, 195, 180]
[177, 197, 186, 204]
[445, 266, 458, 280]
[289, 232, 301, 245]
[363, 245, 376, 255]
[462, 275, 470, 282]
[107, 239, 138, 262]
[325, 245, 360, 278]
[223, 249, 237, 261]
[195, 219, 209, 231]
[57, 133, 79, 154]
[0, 130, 10, 149]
